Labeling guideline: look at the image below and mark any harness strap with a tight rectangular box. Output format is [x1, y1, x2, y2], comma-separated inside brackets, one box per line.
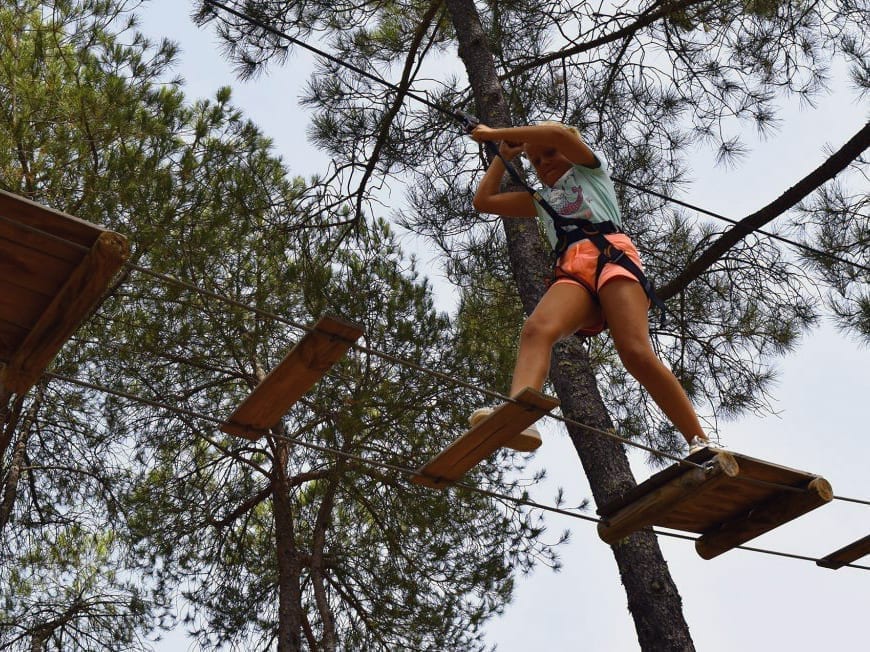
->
[457, 112, 669, 328]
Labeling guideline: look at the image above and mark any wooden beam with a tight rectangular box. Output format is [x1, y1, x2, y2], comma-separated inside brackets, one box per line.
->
[0, 230, 129, 395]
[598, 452, 739, 544]
[412, 388, 559, 489]
[0, 215, 85, 264]
[1, 234, 78, 296]
[0, 189, 104, 248]
[695, 477, 833, 560]
[220, 315, 364, 440]
[817, 534, 870, 570]
[0, 320, 28, 360]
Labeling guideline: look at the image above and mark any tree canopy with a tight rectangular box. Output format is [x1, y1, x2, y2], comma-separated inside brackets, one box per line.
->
[1, 2, 566, 650]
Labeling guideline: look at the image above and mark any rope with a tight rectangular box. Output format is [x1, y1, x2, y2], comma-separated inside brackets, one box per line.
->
[43, 371, 870, 572]
[613, 177, 870, 274]
[3, 212, 868, 506]
[201, 0, 454, 118]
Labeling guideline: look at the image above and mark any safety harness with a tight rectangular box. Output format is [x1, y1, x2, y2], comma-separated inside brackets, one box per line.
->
[458, 112, 669, 327]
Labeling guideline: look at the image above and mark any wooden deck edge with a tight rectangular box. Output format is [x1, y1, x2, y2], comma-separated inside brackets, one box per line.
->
[0, 189, 108, 246]
[696, 476, 833, 560]
[597, 453, 738, 544]
[0, 230, 129, 395]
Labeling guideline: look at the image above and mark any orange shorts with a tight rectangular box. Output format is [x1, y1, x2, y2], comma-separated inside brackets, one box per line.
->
[552, 233, 644, 336]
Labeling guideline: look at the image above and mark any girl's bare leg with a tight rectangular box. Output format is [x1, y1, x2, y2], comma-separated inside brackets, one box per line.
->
[510, 282, 599, 395]
[599, 279, 706, 444]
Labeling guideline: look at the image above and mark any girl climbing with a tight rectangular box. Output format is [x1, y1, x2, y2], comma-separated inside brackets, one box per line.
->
[468, 121, 711, 453]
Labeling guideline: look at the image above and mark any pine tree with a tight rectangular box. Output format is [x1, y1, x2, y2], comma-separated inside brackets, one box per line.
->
[1, 2, 183, 648]
[2, 2, 565, 650]
[196, 0, 869, 649]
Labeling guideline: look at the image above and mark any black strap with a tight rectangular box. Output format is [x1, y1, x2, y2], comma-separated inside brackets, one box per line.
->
[459, 112, 669, 328]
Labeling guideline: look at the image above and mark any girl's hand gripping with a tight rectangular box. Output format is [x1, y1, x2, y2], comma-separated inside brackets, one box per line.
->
[471, 124, 523, 161]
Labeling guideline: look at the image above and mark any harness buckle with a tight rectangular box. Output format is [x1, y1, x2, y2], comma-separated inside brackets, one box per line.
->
[456, 110, 480, 134]
[604, 245, 625, 262]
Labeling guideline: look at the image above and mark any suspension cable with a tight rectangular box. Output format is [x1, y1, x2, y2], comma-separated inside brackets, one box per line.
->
[3, 212, 868, 506]
[43, 371, 870, 572]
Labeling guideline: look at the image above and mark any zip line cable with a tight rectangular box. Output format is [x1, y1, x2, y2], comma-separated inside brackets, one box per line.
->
[120, 259, 865, 503]
[613, 177, 870, 274]
[203, 0, 870, 275]
[3, 211, 869, 507]
[202, 0, 455, 118]
[42, 371, 870, 572]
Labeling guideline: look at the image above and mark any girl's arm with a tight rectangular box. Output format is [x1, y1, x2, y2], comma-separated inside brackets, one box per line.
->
[472, 142, 537, 217]
[473, 123, 597, 167]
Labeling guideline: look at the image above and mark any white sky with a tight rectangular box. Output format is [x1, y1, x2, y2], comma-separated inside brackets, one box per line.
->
[137, 1, 869, 650]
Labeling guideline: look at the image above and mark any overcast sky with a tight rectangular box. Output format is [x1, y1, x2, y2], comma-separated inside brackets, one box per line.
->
[136, 2, 869, 650]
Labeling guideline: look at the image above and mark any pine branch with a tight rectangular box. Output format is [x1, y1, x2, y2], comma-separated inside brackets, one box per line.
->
[500, 0, 712, 81]
[660, 120, 870, 300]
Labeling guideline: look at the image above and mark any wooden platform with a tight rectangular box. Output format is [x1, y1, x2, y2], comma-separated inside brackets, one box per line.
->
[597, 447, 833, 559]
[220, 315, 364, 440]
[412, 388, 559, 489]
[0, 190, 129, 395]
[817, 534, 870, 570]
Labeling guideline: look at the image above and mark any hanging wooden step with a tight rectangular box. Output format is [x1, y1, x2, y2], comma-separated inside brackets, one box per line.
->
[817, 534, 870, 570]
[0, 190, 129, 395]
[412, 387, 559, 489]
[597, 447, 833, 559]
[220, 315, 364, 440]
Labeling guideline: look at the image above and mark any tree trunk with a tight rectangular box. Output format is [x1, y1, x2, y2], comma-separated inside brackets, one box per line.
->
[1, 387, 42, 535]
[310, 476, 338, 652]
[444, 1, 695, 649]
[272, 439, 305, 652]
[0, 433, 28, 534]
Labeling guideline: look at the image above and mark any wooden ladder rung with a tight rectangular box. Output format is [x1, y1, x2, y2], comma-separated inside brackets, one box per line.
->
[220, 315, 363, 440]
[817, 534, 870, 570]
[412, 387, 559, 489]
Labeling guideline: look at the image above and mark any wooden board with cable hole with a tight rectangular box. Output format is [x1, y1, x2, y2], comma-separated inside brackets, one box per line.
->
[412, 387, 559, 489]
[220, 315, 364, 440]
[596, 447, 833, 559]
[817, 534, 870, 570]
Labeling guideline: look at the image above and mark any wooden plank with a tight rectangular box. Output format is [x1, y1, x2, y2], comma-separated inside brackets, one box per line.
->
[220, 315, 364, 440]
[598, 447, 720, 517]
[0, 189, 104, 249]
[817, 534, 870, 570]
[0, 284, 48, 330]
[0, 216, 86, 264]
[717, 452, 820, 488]
[695, 477, 833, 560]
[0, 230, 129, 395]
[656, 481, 766, 533]
[1, 235, 78, 296]
[598, 447, 833, 559]
[597, 452, 739, 544]
[412, 388, 559, 489]
[0, 320, 29, 362]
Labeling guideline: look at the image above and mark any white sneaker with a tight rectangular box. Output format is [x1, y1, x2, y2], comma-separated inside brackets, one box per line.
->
[688, 436, 724, 454]
[469, 407, 542, 452]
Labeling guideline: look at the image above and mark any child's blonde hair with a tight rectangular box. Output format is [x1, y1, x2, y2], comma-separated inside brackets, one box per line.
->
[537, 120, 582, 139]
